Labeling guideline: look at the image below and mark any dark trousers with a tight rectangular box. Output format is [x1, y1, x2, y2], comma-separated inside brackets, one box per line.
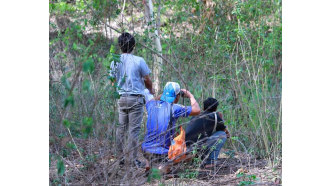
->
[116, 95, 144, 162]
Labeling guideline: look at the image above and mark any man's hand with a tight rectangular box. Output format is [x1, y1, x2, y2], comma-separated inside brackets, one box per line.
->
[180, 89, 192, 98]
[154, 93, 162, 100]
[180, 89, 200, 116]
[224, 128, 230, 138]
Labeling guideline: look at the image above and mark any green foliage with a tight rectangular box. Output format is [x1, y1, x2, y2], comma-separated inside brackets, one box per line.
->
[50, 2, 75, 14]
[237, 173, 258, 186]
[82, 80, 91, 91]
[80, 154, 97, 170]
[63, 119, 71, 128]
[147, 168, 161, 182]
[64, 94, 74, 108]
[83, 57, 95, 73]
[180, 169, 198, 179]
[57, 159, 65, 176]
[66, 142, 76, 149]
[82, 117, 93, 137]
[61, 76, 71, 91]
[75, 0, 87, 10]
[49, 0, 281, 183]
[104, 45, 121, 71]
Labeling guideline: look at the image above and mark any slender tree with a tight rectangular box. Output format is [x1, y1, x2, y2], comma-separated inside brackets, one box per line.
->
[143, 0, 162, 95]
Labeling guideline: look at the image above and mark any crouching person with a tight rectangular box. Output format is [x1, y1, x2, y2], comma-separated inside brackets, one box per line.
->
[185, 97, 230, 168]
[141, 82, 201, 168]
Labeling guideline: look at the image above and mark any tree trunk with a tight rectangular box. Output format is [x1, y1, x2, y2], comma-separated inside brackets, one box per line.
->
[144, 0, 162, 95]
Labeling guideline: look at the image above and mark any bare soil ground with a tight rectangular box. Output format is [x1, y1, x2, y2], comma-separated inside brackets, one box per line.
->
[50, 136, 281, 185]
[142, 148, 281, 186]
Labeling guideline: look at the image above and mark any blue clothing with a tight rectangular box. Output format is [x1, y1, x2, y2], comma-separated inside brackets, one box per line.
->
[205, 131, 227, 164]
[142, 100, 192, 154]
[160, 82, 181, 103]
[109, 54, 151, 95]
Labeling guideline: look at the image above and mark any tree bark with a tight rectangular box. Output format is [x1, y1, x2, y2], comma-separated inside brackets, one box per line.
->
[144, 0, 162, 95]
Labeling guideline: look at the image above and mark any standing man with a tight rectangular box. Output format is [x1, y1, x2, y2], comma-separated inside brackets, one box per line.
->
[109, 32, 154, 167]
[142, 82, 201, 163]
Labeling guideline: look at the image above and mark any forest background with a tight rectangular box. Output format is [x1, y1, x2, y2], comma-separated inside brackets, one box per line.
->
[48, 0, 282, 184]
[2, 0, 330, 185]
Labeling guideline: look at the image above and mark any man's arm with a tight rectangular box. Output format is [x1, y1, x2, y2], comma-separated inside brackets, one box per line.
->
[154, 94, 162, 100]
[181, 89, 200, 116]
[144, 75, 155, 95]
[218, 112, 223, 120]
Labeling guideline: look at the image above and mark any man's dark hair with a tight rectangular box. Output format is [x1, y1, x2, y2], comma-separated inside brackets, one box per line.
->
[203, 97, 219, 112]
[118, 32, 135, 53]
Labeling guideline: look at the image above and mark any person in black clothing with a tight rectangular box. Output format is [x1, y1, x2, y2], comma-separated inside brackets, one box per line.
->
[185, 97, 230, 167]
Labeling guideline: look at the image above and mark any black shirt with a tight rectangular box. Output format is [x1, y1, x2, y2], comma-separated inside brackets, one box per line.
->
[185, 111, 226, 145]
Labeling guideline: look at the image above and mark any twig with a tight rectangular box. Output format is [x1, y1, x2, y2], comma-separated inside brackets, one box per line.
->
[138, 42, 188, 89]
[129, 0, 138, 8]
[59, 63, 83, 125]
[67, 128, 83, 159]
[120, 0, 126, 23]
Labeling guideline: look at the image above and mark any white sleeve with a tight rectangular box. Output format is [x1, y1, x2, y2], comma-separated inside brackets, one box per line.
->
[143, 89, 154, 103]
[109, 61, 116, 78]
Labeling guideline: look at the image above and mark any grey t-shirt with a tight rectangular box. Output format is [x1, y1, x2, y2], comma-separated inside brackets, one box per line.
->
[109, 53, 151, 95]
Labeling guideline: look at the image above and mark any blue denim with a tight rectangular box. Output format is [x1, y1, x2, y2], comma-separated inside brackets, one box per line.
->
[205, 131, 227, 164]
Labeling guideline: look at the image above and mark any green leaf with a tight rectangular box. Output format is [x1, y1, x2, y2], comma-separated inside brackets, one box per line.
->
[66, 72, 72, 78]
[247, 174, 257, 180]
[83, 57, 95, 73]
[110, 53, 121, 63]
[73, 42, 78, 50]
[63, 119, 71, 128]
[61, 76, 71, 90]
[64, 94, 74, 108]
[57, 159, 65, 176]
[110, 45, 115, 53]
[116, 9, 121, 15]
[236, 172, 245, 178]
[103, 59, 111, 69]
[147, 168, 161, 182]
[82, 117, 93, 137]
[77, 33, 82, 39]
[82, 80, 90, 91]
[83, 117, 93, 127]
[66, 142, 76, 149]
[88, 39, 94, 45]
